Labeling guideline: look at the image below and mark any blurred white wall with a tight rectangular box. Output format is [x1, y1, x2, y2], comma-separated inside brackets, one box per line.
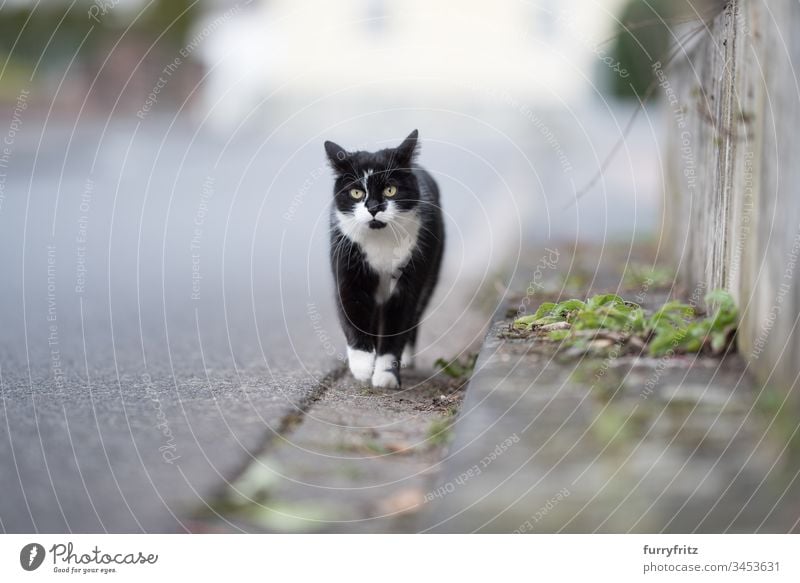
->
[199, 0, 627, 124]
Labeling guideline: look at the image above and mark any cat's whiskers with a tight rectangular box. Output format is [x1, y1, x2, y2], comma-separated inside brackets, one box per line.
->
[409, 201, 444, 243]
[331, 233, 348, 271]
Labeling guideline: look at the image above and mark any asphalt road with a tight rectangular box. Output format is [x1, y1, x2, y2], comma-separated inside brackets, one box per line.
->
[0, 104, 661, 532]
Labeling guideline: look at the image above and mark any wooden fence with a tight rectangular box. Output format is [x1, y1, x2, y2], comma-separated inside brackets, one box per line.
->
[663, 0, 800, 393]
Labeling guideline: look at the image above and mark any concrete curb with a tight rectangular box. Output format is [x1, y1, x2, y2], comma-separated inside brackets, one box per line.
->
[421, 313, 800, 533]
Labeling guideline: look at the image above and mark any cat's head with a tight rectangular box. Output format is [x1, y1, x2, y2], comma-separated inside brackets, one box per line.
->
[325, 130, 420, 232]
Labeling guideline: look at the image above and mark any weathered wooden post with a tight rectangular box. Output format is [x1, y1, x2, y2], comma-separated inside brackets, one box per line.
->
[664, 0, 800, 393]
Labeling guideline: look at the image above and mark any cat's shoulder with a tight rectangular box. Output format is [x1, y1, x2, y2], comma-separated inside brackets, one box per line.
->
[411, 166, 439, 202]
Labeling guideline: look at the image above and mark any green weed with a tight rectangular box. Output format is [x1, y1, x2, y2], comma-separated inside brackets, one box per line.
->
[434, 353, 478, 379]
[509, 290, 738, 357]
[426, 416, 455, 447]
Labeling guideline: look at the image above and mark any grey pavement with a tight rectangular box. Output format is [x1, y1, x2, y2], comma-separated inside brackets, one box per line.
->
[201, 368, 471, 533]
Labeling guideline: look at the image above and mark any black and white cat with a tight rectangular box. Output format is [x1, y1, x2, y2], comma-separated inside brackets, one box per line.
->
[325, 130, 444, 388]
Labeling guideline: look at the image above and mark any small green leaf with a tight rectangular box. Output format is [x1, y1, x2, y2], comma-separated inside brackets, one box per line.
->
[705, 289, 735, 308]
[587, 293, 625, 308]
[553, 299, 585, 319]
[710, 330, 728, 354]
[533, 302, 557, 319]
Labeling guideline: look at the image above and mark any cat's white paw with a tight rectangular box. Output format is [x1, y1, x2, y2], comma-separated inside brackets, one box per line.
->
[401, 345, 415, 369]
[347, 347, 375, 382]
[372, 353, 400, 388]
[372, 369, 400, 389]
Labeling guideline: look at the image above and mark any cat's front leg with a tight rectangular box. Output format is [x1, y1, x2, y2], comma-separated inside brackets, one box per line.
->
[347, 345, 375, 382]
[337, 287, 380, 382]
[400, 321, 420, 369]
[371, 295, 414, 389]
[372, 352, 402, 389]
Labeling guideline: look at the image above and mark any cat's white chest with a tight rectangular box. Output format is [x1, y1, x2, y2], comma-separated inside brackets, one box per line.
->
[361, 218, 419, 303]
[360, 227, 415, 274]
[336, 210, 421, 304]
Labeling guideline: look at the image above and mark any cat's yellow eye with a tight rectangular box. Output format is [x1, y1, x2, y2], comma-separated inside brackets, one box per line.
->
[349, 188, 365, 200]
[383, 185, 397, 197]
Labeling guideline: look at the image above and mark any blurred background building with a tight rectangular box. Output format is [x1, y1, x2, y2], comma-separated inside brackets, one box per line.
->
[0, 0, 666, 120]
[197, 0, 630, 123]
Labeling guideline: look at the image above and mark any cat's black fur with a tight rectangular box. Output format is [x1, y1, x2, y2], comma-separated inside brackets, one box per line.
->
[325, 130, 444, 388]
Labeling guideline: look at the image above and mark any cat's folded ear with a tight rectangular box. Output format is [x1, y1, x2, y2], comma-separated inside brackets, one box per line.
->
[324, 140, 350, 173]
[396, 129, 419, 168]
